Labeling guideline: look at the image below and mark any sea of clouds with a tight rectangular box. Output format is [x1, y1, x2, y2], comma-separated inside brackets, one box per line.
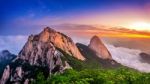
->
[105, 44, 150, 72]
[74, 37, 150, 72]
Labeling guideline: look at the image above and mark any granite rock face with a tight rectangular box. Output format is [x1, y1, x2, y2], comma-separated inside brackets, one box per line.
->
[0, 66, 10, 84]
[77, 43, 121, 68]
[38, 27, 85, 60]
[0, 27, 84, 84]
[88, 36, 112, 60]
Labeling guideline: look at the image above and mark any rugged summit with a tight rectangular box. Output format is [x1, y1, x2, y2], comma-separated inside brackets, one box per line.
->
[38, 27, 85, 60]
[88, 36, 112, 60]
[0, 27, 83, 84]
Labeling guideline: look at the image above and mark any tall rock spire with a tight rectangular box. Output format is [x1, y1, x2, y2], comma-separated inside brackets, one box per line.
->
[88, 35, 112, 60]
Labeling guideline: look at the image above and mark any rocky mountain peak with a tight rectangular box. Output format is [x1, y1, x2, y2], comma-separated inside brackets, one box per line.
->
[23, 27, 85, 60]
[18, 27, 85, 66]
[90, 35, 103, 44]
[44, 27, 56, 32]
[88, 35, 112, 60]
[39, 27, 85, 60]
[0, 27, 84, 84]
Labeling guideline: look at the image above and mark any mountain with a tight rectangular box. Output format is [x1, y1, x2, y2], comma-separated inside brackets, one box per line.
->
[38, 27, 85, 60]
[77, 43, 121, 68]
[0, 27, 84, 84]
[0, 27, 123, 84]
[0, 50, 16, 77]
[0, 50, 16, 62]
[88, 36, 112, 60]
[140, 52, 150, 64]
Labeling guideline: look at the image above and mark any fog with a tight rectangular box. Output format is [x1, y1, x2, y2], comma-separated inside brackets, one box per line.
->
[106, 44, 150, 72]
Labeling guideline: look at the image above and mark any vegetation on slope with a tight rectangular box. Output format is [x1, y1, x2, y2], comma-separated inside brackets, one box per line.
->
[31, 47, 150, 84]
[57, 47, 101, 71]
[33, 68, 150, 84]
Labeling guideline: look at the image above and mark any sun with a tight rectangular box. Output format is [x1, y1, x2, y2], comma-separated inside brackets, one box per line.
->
[127, 22, 150, 31]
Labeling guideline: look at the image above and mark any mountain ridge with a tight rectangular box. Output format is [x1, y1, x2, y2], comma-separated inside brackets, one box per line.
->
[0, 27, 123, 84]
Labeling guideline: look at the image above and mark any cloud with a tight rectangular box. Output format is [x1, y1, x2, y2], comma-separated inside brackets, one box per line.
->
[106, 44, 150, 72]
[0, 36, 28, 54]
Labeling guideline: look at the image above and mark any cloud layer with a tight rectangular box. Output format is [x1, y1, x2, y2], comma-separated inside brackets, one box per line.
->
[106, 44, 150, 72]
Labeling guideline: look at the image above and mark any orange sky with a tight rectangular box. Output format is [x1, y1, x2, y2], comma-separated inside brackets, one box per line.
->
[58, 27, 150, 39]
[69, 6, 150, 31]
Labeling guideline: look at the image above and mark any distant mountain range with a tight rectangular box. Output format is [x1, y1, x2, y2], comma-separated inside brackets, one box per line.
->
[140, 53, 150, 64]
[0, 50, 16, 62]
[0, 50, 16, 77]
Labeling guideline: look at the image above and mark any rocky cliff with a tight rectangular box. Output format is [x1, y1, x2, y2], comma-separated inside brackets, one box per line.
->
[38, 27, 85, 60]
[88, 36, 112, 60]
[0, 27, 83, 84]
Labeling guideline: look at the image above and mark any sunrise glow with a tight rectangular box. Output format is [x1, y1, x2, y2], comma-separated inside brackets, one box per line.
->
[97, 33, 150, 38]
[127, 22, 150, 31]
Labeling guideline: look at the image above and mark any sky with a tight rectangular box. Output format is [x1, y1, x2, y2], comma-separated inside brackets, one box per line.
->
[1, 0, 150, 36]
[1, 0, 150, 54]
[1, 0, 150, 71]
